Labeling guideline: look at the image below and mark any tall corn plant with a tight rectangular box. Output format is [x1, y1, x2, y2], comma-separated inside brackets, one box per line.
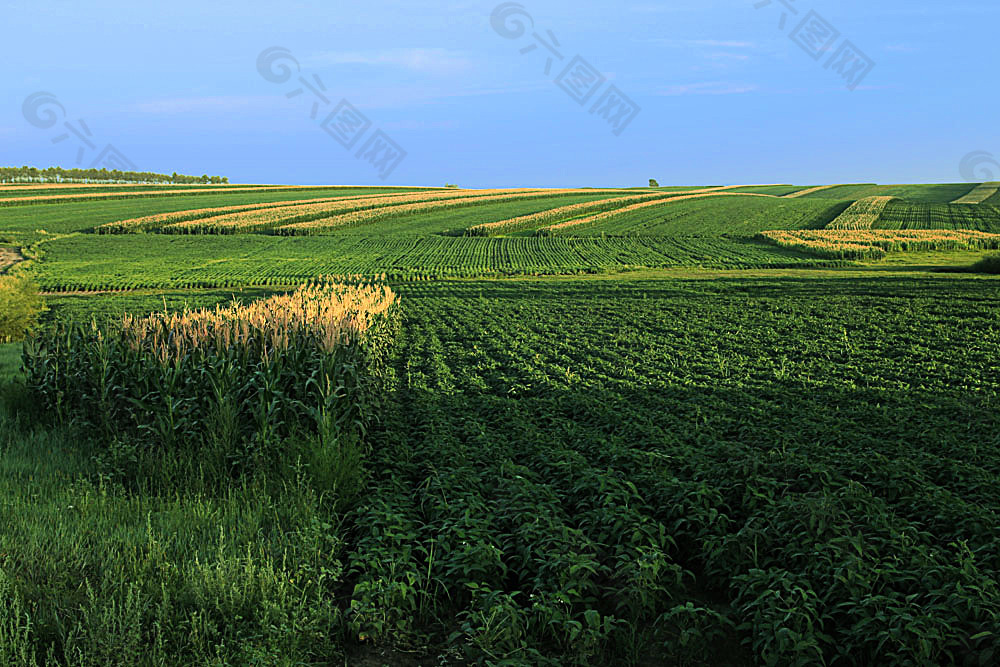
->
[22, 282, 400, 481]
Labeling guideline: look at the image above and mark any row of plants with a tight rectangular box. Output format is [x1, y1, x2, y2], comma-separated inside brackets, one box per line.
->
[952, 182, 1000, 204]
[0, 184, 341, 208]
[824, 196, 897, 229]
[758, 228, 1000, 260]
[95, 192, 416, 234]
[22, 281, 400, 482]
[156, 189, 536, 235]
[275, 189, 629, 235]
[464, 188, 726, 236]
[538, 192, 772, 234]
[24, 234, 848, 291]
[874, 201, 1000, 232]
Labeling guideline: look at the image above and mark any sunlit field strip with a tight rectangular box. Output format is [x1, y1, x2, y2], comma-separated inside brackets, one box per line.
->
[825, 196, 897, 229]
[160, 189, 549, 234]
[465, 186, 736, 236]
[952, 182, 1000, 204]
[274, 189, 635, 236]
[759, 228, 1000, 260]
[97, 189, 476, 234]
[540, 191, 777, 233]
[784, 185, 837, 198]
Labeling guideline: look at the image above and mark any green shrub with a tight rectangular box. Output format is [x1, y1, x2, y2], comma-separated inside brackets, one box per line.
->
[0, 276, 45, 343]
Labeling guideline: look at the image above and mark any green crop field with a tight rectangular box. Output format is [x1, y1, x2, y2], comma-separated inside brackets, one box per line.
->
[723, 184, 808, 196]
[550, 196, 850, 236]
[2, 181, 1000, 665]
[797, 183, 979, 203]
[0, 187, 433, 239]
[873, 201, 1000, 231]
[305, 193, 629, 236]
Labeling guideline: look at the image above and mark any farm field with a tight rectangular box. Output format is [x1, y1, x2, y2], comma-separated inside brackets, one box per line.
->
[874, 201, 1000, 231]
[796, 183, 979, 203]
[1, 181, 1000, 665]
[548, 195, 850, 236]
[0, 186, 434, 239]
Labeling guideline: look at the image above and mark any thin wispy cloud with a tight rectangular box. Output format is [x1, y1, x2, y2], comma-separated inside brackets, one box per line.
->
[658, 81, 758, 96]
[306, 48, 472, 75]
[648, 38, 757, 49]
[129, 96, 273, 114]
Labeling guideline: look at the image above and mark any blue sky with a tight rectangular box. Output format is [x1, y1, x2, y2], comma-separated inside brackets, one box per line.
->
[2, 1, 997, 187]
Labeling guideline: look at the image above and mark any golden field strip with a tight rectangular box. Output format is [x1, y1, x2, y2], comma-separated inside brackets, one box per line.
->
[784, 185, 838, 198]
[759, 228, 1000, 260]
[466, 186, 737, 236]
[101, 189, 530, 234]
[98, 192, 423, 233]
[825, 196, 897, 230]
[540, 190, 776, 233]
[161, 189, 549, 234]
[952, 182, 1000, 204]
[274, 189, 632, 235]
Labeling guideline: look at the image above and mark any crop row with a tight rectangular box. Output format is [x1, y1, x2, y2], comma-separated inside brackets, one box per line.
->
[339, 277, 1000, 662]
[157, 189, 551, 235]
[874, 201, 1000, 232]
[541, 196, 850, 237]
[799, 184, 982, 203]
[98, 189, 512, 234]
[0, 184, 388, 207]
[952, 182, 1000, 204]
[25, 234, 838, 291]
[759, 228, 1000, 260]
[274, 189, 631, 236]
[96, 191, 422, 233]
[825, 196, 897, 229]
[465, 187, 732, 236]
[783, 184, 837, 198]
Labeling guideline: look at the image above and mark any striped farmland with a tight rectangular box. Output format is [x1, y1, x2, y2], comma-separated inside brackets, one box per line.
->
[274, 189, 633, 236]
[464, 186, 737, 236]
[538, 190, 777, 234]
[784, 185, 838, 198]
[825, 196, 897, 230]
[952, 183, 1000, 204]
[759, 228, 1000, 261]
[163, 189, 550, 235]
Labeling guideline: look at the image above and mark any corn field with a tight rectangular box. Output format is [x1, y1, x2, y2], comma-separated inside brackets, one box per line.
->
[951, 182, 1000, 204]
[758, 228, 1000, 260]
[464, 190, 707, 236]
[825, 196, 897, 229]
[23, 281, 400, 475]
[275, 189, 627, 235]
[539, 190, 773, 234]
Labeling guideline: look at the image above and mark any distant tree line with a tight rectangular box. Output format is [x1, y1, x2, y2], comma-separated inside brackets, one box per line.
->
[0, 166, 229, 185]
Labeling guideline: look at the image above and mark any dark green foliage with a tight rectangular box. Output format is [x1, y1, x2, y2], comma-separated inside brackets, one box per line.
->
[970, 254, 1000, 273]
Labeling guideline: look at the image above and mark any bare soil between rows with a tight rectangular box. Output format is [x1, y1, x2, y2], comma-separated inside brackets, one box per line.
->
[0, 247, 25, 274]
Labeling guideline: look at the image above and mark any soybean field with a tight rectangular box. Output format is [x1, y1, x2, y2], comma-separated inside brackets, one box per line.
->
[1, 181, 999, 665]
